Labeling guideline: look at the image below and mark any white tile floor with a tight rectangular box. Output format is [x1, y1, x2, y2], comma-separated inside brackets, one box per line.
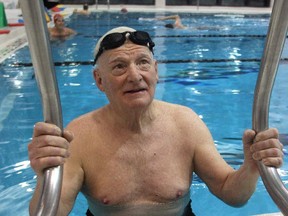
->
[0, 8, 26, 63]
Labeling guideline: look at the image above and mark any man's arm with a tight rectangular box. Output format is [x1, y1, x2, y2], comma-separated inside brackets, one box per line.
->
[193, 120, 283, 206]
[217, 128, 283, 206]
[157, 15, 180, 21]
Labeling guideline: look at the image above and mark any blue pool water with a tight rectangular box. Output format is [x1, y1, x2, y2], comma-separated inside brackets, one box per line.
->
[0, 12, 287, 215]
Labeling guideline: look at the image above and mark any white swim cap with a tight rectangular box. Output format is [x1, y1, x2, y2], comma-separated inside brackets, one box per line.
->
[93, 26, 136, 59]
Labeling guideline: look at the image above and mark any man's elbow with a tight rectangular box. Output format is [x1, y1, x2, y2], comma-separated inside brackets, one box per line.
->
[223, 196, 250, 208]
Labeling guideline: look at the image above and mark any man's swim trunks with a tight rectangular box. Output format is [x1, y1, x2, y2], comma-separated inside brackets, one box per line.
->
[86, 200, 196, 216]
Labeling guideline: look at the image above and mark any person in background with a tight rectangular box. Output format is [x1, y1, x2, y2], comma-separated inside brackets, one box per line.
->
[48, 14, 76, 38]
[120, 7, 128, 14]
[28, 26, 284, 216]
[73, 3, 90, 15]
[157, 14, 186, 29]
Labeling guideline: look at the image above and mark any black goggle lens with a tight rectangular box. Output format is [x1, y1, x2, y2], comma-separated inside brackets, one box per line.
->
[94, 31, 154, 65]
[101, 33, 126, 49]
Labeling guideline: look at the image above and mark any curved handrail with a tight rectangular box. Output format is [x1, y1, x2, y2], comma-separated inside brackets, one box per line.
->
[252, 0, 288, 214]
[20, 1, 63, 215]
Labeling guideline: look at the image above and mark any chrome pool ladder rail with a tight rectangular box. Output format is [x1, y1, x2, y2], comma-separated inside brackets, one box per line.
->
[253, 0, 288, 214]
[94, 0, 110, 10]
[95, 0, 98, 10]
[20, 0, 63, 215]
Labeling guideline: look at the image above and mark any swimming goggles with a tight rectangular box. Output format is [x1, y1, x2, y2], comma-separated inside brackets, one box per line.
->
[94, 31, 155, 65]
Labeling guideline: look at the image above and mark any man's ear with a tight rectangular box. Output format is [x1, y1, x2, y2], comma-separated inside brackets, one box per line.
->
[93, 68, 105, 92]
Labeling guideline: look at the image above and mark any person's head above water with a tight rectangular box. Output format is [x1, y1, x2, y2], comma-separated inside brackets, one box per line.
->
[165, 23, 174, 29]
[83, 3, 89, 10]
[53, 14, 64, 23]
[93, 26, 155, 65]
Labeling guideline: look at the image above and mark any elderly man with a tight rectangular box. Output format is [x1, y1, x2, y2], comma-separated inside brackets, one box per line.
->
[28, 26, 283, 216]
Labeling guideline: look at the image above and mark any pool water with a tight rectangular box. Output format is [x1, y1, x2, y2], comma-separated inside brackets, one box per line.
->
[0, 12, 287, 216]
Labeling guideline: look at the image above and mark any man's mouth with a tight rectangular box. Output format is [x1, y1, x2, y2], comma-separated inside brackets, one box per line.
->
[125, 88, 146, 94]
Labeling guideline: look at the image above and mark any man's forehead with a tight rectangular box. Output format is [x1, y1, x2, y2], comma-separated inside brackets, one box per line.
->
[102, 42, 152, 60]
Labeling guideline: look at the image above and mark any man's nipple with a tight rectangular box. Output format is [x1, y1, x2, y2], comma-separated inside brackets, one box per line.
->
[176, 191, 183, 198]
[102, 198, 110, 205]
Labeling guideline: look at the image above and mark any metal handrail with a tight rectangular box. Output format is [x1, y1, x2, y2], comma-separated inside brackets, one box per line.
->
[20, 0, 63, 215]
[95, 0, 98, 9]
[252, 0, 288, 214]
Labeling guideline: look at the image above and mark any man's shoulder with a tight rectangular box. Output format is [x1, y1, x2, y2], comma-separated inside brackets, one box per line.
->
[67, 109, 101, 129]
[155, 100, 195, 113]
[154, 100, 200, 125]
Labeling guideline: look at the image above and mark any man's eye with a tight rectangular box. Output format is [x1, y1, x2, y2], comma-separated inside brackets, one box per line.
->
[138, 59, 152, 71]
[112, 63, 126, 76]
[115, 64, 124, 69]
[140, 59, 149, 64]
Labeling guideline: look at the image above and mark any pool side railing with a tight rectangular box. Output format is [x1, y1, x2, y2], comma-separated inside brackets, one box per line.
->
[253, 0, 288, 214]
[20, 0, 63, 215]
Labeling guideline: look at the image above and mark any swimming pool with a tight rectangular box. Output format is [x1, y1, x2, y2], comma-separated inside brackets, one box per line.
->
[0, 11, 287, 215]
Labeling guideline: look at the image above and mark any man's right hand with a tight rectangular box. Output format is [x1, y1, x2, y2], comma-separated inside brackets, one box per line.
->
[28, 122, 73, 176]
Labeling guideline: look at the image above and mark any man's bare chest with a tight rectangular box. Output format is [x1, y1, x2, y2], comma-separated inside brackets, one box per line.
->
[82, 138, 192, 205]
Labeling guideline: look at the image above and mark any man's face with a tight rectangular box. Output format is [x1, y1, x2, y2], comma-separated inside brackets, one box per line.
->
[55, 18, 65, 29]
[94, 41, 158, 112]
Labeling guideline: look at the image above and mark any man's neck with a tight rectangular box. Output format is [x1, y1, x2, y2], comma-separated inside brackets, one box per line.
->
[105, 102, 157, 133]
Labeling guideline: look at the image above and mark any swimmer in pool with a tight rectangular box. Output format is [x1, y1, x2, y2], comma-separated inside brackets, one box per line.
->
[73, 3, 90, 15]
[157, 14, 226, 31]
[28, 26, 284, 216]
[48, 14, 76, 38]
[157, 14, 187, 29]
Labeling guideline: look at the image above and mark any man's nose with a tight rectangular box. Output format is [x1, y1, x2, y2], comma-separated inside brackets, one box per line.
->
[127, 64, 142, 82]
